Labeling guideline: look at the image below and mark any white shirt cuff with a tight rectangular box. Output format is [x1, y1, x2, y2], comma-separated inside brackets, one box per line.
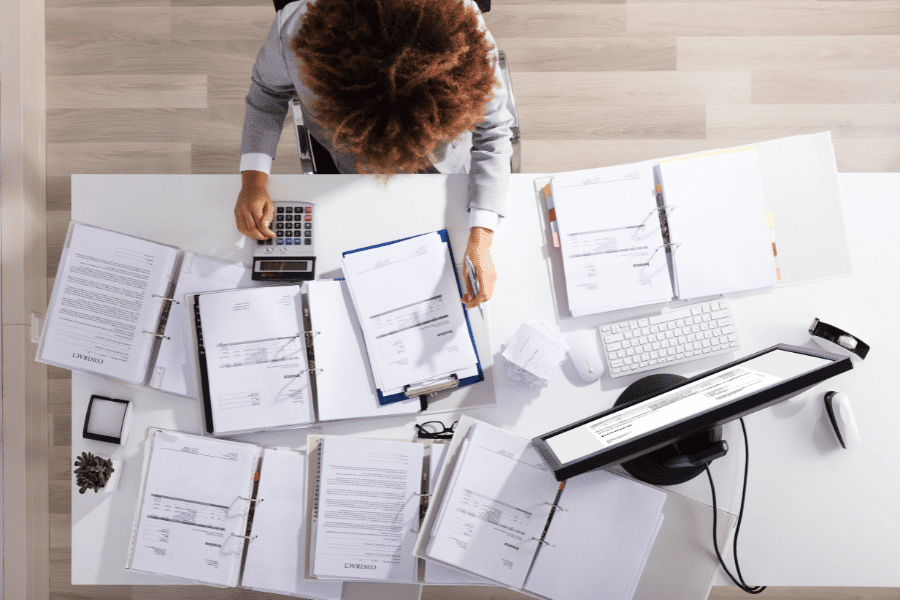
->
[469, 208, 501, 232]
[240, 153, 273, 175]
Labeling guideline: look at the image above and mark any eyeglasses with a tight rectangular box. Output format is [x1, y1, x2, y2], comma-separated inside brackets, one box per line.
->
[415, 420, 458, 440]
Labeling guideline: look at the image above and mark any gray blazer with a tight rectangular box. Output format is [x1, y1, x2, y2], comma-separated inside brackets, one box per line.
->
[241, 0, 513, 217]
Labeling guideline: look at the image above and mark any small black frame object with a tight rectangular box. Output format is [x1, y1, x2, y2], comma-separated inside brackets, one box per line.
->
[83, 394, 131, 444]
[532, 343, 853, 481]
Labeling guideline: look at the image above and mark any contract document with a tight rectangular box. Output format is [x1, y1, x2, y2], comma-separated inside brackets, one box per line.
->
[341, 232, 478, 395]
[195, 285, 315, 435]
[129, 431, 260, 586]
[311, 437, 424, 582]
[551, 162, 673, 316]
[39, 223, 179, 383]
[426, 422, 559, 588]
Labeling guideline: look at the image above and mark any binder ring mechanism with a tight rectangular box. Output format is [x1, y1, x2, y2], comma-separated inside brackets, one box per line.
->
[239, 496, 264, 504]
[636, 205, 676, 231]
[295, 330, 320, 338]
[411, 492, 431, 533]
[649, 242, 681, 261]
[531, 537, 555, 547]
[143, 330, 170, 340]
[152, 294, 180, 305]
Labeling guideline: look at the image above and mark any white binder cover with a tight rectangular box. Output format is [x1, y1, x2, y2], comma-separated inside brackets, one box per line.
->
[241, 447, 343, 600]
[658, 146, 777, 300]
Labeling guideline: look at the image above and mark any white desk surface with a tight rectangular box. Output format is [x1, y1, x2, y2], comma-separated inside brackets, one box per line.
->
[70, 172, 900, 590]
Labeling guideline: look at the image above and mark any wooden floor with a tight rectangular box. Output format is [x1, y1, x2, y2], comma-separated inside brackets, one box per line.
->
[45, 0, 899, 598]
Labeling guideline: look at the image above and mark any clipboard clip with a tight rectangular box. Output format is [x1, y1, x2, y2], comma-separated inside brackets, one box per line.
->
[404, 374, 459, 398]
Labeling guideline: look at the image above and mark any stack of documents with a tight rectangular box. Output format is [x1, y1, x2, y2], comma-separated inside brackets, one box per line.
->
[341, 231, 481, 403]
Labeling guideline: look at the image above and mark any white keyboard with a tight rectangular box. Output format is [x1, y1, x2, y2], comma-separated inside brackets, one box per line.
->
[599, 298, 739, 378]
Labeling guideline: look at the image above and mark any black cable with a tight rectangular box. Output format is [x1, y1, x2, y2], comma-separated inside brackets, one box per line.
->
[705, 417, 767, 595]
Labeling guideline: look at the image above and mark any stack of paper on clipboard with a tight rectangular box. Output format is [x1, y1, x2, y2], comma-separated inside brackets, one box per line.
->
[341, 230, 483, 405]
[188, 229, 488, 436]
[548, 147, 777, 317]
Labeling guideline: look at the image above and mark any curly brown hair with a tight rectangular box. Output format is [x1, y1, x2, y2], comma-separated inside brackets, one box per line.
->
[291, 0, 498, 174]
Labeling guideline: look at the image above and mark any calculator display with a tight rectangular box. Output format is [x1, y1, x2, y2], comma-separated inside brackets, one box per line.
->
[257, 260, 310, 272]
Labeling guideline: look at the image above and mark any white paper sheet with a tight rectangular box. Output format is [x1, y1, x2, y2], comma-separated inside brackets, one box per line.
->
[241, 448, 343, 600]
[426, 422, 559, 588]
[129, 431, 260, 586]
[341, 232, 478, 394]
[523, 469, 667, 600]
[154, 254, 259, 398]
[197, 286, 315, 434]
[312, 437, 424, 582]
[41, 223, 178, 383]
[551, 162, 673, 316]
[307, 280, 421, 421]
[659, 146, 777, 299]
[424, 444, 492, 586]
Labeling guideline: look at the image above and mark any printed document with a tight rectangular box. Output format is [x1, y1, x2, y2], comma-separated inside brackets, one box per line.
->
[307, 280, 421, 420]
[551, 162, 673, 316]
[197, 286, 315, 434]
[129, 431, 260, 586]
[40, 223, 179, 383]
[341, 232, 478, 394]
[312, 437, 424, 581]
[426, 422, 559, 588]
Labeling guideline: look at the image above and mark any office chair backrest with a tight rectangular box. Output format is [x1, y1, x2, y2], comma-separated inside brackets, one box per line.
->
[273, 0, 490, 13]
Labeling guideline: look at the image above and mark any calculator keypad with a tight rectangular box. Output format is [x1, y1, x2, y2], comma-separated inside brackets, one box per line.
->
[256, 202, 314, 254]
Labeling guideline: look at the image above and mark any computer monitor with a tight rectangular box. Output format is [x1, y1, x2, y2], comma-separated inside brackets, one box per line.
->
[533, 344, 853, 481]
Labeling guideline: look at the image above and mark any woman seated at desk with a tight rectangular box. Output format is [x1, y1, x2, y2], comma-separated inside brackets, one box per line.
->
[235, 0, 514, 309]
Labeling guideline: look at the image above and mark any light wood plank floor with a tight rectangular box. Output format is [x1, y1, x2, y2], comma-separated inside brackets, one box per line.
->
[45, 0, 899, 598]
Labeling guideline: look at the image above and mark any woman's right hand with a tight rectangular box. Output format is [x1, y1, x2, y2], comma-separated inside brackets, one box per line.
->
[234, 170, 275, 240]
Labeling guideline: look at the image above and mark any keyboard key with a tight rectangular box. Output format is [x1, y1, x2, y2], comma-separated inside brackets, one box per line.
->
[629, 321, 638, 329]
[711, 310, 728, 320]
[638, 318, 649, 327]
[601, 325, 611, 332]
[691, 306, 702, 315]
[702, 303, 711, 313]
[606, 342, 622, 351]
[605, 332, 624, 343]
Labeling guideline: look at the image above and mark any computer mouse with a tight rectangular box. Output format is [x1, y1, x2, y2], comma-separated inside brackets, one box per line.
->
[824, 391, 860, 450]
[564, 330, 605, 383]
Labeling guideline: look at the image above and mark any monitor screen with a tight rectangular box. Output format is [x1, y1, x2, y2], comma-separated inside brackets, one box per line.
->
[533, 344, 853, 480]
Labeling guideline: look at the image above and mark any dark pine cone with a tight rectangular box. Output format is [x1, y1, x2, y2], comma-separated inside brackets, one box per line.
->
[73, 451, 115, 494]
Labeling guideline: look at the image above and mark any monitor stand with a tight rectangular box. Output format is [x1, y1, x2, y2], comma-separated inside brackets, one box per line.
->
[614, 373, 727, 486]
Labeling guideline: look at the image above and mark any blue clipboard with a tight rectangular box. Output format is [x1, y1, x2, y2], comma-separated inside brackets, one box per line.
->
[342, 229, 484, 405]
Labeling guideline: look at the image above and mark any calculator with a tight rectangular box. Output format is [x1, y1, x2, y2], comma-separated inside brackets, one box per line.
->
[251, 201, 316, 281]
